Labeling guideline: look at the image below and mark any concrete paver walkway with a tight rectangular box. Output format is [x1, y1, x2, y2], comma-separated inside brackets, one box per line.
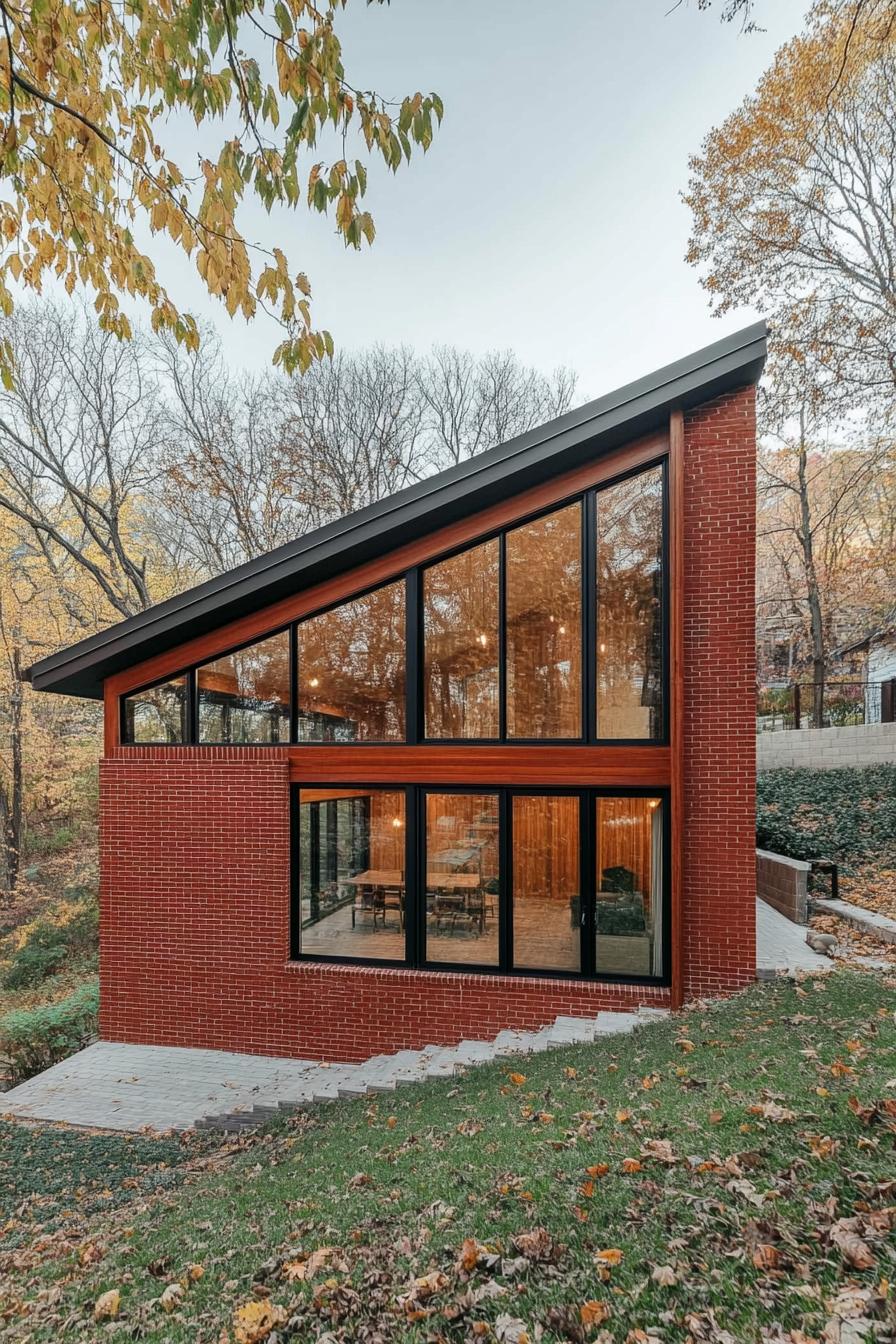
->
[756, 897, 832, 978]
[2, 1009, 658, 1134]
[0, 1041, 324, 1132]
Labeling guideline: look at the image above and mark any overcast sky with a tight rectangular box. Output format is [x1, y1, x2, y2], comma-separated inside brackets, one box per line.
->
[151, 0, 810, 401]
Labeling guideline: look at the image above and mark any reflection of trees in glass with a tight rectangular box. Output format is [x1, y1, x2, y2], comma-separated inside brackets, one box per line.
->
[124, 677, 187, 743]
[198, 631, 289, 743]
[298, 582, 406, 741]
[298, 788, 405, 960]
[506, 504, 582, 738]
[424, 540, 499, 738]
[596, 467, 664, 739]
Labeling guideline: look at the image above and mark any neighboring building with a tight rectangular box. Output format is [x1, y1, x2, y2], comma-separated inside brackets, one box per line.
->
[838, 615, 896, 724]
[26, 324, 766, 1062]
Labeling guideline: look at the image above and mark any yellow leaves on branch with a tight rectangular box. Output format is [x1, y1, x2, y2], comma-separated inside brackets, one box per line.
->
[0, 0, 443, 374]
[684, 0, 896, 360]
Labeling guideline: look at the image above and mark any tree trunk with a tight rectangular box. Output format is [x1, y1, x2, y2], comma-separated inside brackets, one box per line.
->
[796, 409, 826, 728]
[0, 644, 24, 899]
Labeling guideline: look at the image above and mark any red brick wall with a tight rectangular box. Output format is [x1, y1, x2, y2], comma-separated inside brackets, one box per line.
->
[98, 388, 757, 1059]
[681, 386, 757, 998]
[99, 748, 670, 1058]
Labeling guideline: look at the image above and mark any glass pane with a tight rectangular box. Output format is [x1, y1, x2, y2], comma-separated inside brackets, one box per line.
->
[512, 795, 580, 971]
[299, 788, 405, 960]
[122, 676, 187, 743]
[298, 582, 405, 742]
[197, 631, 290, 743]
[595, 797, 663, 976]
[424, 540, 499, 738]
[596, 465, 664, 739]
[507, 503, 582, 738]
[425, 793, 499, 965]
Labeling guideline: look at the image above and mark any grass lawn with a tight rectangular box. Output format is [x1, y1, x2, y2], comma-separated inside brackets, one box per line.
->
[2, 972, 895, 1343]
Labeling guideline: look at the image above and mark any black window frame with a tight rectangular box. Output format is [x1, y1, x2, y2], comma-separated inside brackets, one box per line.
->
[194, 623, 293, 746]
[289, 781, 671, 987]
[119, 456, 669, 749]
[120, 672, 190, 747]
[294, 574, 409, 746]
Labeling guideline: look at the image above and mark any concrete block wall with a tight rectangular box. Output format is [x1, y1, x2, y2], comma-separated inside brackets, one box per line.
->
[756, 849, 810, 924]
[757, 721, 896, 772]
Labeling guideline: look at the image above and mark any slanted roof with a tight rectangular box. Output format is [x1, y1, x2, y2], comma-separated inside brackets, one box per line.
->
[26, 321, 767, 700]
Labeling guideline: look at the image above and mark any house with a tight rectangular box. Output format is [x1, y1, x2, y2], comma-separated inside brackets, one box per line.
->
[868, 625, 896, 722]
[26, 324, 766, 1063]
[833, 613, 896, 724]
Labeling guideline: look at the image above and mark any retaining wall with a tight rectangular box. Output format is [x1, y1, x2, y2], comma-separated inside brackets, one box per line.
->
[756, 849, 810, 924]
[757, 721, 896, 772]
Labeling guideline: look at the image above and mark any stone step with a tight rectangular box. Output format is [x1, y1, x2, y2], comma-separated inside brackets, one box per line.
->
[594, 1010, 642, 1035]
[199, 1007, 671, 1130]
[548, 1016, 599, 1044]
[453, 1040, 496, 1065]
[492, 1029, 540, 1055]
[527, 1026, 558, 1052]
[420, 1047, 460, 1075]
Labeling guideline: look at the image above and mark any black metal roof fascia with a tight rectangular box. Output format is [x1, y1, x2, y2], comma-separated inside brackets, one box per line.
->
[26, 320, 767, 699]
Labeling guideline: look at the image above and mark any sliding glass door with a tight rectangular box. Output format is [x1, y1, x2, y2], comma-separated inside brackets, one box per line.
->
[292, 785, 669, 983]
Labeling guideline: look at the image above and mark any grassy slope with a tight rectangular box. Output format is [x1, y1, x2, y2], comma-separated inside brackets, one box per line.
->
[2, 973, 895, 1343]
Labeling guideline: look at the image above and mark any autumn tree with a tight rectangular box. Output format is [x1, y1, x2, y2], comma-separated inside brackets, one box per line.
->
[418, 347, 576, 469]
[158, 335, 578, 570]
[756, 414, 896, 720]
[0, 304, 182, 622]
[0, 0, 441, 373]
[686, 0, 896, 415]
[0, 514, 102, 898]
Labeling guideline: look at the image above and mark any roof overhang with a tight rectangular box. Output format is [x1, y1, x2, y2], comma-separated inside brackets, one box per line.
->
[26, 321, 767, 700]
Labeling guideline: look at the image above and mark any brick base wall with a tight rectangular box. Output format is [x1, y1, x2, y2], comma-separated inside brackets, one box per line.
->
[99, 750, 671, 1060]
[98, 387, 758, 1061]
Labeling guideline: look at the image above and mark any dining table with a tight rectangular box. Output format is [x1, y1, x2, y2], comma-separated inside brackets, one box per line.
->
[343, 870, 480, 891]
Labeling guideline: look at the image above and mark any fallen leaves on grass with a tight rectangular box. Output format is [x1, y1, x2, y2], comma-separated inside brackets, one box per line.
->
[495, 1314, 532, 1343]
[651, 1264, 677, 1285]
[233, 1299, 288, 1343]
[158, 1281, 184, 1313]
[92, 1288, 120, 1321]
[580, 1298, 611, 1324]
[829, 1217, 876, 1269]
[748, 1100, 796, 1122]
[512, 1227, 565, 1264]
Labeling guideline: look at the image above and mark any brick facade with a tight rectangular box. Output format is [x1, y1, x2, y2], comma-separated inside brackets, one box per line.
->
[98, 387, 757, 1060]
[681, 387, 757, 999]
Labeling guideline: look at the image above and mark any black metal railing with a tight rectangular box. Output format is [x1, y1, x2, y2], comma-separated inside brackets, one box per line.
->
[757, 680, 893, 732]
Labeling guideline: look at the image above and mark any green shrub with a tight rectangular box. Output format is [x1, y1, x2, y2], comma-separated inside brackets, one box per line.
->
[1, 891, 99, 991]
[757, 764, 896, 868]
[0, 980, 99, 1083]
[1, 926, 67, 990]
[25, 824, 77, 857]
